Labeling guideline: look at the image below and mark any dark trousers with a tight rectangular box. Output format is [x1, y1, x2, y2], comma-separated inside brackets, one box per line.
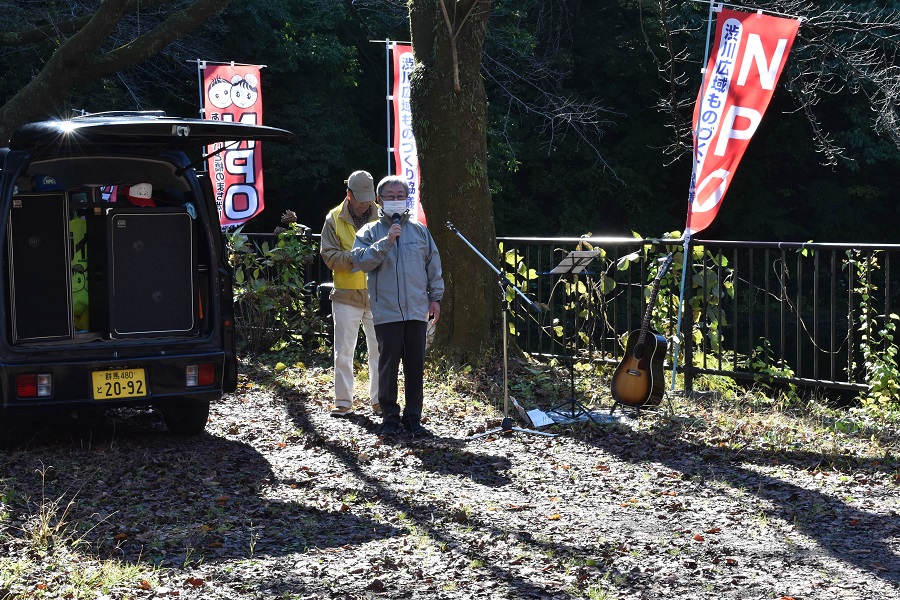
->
[375, 320, 427, 426]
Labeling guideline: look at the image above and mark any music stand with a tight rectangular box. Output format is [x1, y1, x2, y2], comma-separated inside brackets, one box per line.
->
[445, 222, 556, 440]
[547, 249, 603, 424]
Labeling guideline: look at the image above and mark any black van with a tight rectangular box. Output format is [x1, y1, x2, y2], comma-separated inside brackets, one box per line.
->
[0, 112, 294, 434]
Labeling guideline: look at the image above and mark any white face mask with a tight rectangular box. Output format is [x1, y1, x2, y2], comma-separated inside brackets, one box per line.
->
[382, 200, 409, 217]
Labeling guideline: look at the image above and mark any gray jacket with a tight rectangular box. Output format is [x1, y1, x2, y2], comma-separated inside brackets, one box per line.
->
[351, 212, 444, 325]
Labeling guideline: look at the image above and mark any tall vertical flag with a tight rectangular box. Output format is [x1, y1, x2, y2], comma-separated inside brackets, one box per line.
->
[391, 44, 426, 226]
[685, 9, 800, 236]
[200, 63, 266, 227]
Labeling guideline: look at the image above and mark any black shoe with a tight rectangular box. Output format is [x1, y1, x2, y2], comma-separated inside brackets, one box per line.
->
[402, 421, 433, 437]
[380, 422, 401, 437]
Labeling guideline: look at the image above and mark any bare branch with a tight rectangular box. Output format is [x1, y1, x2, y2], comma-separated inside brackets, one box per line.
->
[646, 0, 900, 165]
[0, 0, 230, 141]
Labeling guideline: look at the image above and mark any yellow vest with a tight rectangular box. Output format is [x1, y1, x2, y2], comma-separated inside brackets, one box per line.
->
[330, 204, 367, 290]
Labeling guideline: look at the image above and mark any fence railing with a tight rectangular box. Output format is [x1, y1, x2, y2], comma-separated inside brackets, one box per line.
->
[244, 231, 900, 395]
[498, 236, 900, 396]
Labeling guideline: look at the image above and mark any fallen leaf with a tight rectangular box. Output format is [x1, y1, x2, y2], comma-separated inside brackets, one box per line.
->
[693, 534, 705, 542]
[547, 513, 562, 520]
[705, 527, 721, 534]
[113, 533, 128, 541]
[185, 577, 204, 587]
[140, 580, 152, 590]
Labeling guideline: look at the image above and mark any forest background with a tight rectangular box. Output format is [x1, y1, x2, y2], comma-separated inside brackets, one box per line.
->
[4, 0, 898, 244]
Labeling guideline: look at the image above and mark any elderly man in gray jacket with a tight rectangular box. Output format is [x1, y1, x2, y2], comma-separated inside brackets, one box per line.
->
[351, 175, 444, 437]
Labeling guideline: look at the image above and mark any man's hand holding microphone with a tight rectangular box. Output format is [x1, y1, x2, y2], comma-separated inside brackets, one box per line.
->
[388, 212, 402, 245]
[381, 193, 408, 246]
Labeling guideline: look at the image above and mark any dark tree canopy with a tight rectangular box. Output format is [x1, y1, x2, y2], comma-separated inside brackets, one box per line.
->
[4, 0, 900, 362]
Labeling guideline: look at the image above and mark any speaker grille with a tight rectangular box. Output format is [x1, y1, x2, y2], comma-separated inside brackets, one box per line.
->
[7, 193, 73, 342]
[108, 209, 196, 337]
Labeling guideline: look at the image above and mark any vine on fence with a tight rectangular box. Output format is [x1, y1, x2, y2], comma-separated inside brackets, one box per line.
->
[225, 211, 326, 354]
[846, 249, 900, 412]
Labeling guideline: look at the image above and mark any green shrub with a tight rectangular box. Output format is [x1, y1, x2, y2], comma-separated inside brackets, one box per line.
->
[226, 211, 326, 354]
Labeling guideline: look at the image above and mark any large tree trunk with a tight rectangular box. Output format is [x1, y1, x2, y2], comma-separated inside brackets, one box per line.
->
[409, 0, 497, 364]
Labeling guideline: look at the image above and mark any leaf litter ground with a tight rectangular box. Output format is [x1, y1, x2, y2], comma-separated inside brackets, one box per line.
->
[1, 355, 898, 599]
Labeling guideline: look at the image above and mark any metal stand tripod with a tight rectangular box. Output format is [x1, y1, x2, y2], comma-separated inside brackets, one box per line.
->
[546, 250, 602, 424]
[445, 222, 555, 440]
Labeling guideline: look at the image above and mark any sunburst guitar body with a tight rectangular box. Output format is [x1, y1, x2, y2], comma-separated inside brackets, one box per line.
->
[610, 253, 673, 408]
[610, 328, 667, 407]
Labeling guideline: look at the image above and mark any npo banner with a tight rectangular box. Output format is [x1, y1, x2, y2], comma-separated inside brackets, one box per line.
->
[686, 9, 800, 235]
[391, 44, 426, 225]
[201, 63, 266, 227]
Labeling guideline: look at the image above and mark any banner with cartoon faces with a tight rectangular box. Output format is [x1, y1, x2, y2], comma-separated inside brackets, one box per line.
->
[201, 64, 265, 227]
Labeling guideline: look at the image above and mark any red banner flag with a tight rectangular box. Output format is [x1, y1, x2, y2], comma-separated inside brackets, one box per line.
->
[686, 9, 800, 236]
[201, 64, 266, 227]
[391, 44, 426, 226]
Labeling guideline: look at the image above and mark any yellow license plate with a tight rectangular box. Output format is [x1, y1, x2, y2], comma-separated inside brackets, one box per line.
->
[92, 368, 147, 400]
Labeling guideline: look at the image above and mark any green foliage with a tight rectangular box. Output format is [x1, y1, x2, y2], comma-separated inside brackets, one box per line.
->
[746, 337, 798, 398]
[226, 211, 326, 354]
[684, 242, 734, 354]
[500, 243, 539, 336]
[846, 250, 900, 413]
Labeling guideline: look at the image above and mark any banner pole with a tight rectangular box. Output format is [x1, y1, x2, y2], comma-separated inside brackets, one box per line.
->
[195, 60, 208, 174]
[670, 235, 692, 391]
[386, 39, 393, 175]
[195, 59, 206, 118]
[671, 1, 717, 391]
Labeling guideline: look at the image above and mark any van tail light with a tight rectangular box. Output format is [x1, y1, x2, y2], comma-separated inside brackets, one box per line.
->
[17, 374, 52, 398]
[186, 363, 216, 387]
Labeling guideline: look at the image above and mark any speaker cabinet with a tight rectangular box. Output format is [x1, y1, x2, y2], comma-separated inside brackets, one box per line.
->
[7, 193, 74, 343]
[107, 208, 197, 337]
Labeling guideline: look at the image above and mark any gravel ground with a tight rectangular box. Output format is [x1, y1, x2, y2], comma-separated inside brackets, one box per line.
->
[1, 357, 899, 599]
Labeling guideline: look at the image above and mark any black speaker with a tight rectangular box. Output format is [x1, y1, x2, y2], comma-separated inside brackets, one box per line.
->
[7, 193, 74, 342]
[107, 208, 197, 337]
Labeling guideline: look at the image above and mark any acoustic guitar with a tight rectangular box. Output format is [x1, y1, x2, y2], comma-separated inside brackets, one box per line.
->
[610, 253, 674, 408]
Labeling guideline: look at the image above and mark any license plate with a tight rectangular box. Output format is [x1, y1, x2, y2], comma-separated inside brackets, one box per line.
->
[92, 368, 147, 400]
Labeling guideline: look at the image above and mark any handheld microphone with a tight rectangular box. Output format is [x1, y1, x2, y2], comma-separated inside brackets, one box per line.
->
[392, 213, 401, 238]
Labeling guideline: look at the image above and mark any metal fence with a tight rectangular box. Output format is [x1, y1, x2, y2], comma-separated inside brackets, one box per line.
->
[498, 236, 900, 396]
[244, 231, 900, 395]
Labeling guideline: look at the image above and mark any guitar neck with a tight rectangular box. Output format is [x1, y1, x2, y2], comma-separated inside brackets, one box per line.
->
[636, 255, 673, 344]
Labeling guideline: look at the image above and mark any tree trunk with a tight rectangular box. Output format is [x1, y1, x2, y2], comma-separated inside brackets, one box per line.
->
[409, 0, 497, 364]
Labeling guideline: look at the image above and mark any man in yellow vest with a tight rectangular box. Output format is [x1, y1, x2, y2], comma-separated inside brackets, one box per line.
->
[320, 170, 381, 416]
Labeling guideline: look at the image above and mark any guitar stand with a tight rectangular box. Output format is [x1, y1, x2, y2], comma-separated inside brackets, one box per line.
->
[445, 222, 556, 441]
[609, 396, 664, 416]
[546, 250, 603, 425]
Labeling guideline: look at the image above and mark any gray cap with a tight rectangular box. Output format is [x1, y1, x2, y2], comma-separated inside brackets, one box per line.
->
[345, 170, 376, 203]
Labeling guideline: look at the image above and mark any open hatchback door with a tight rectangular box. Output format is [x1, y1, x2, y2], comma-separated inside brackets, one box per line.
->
[0, 112, 295, 435]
